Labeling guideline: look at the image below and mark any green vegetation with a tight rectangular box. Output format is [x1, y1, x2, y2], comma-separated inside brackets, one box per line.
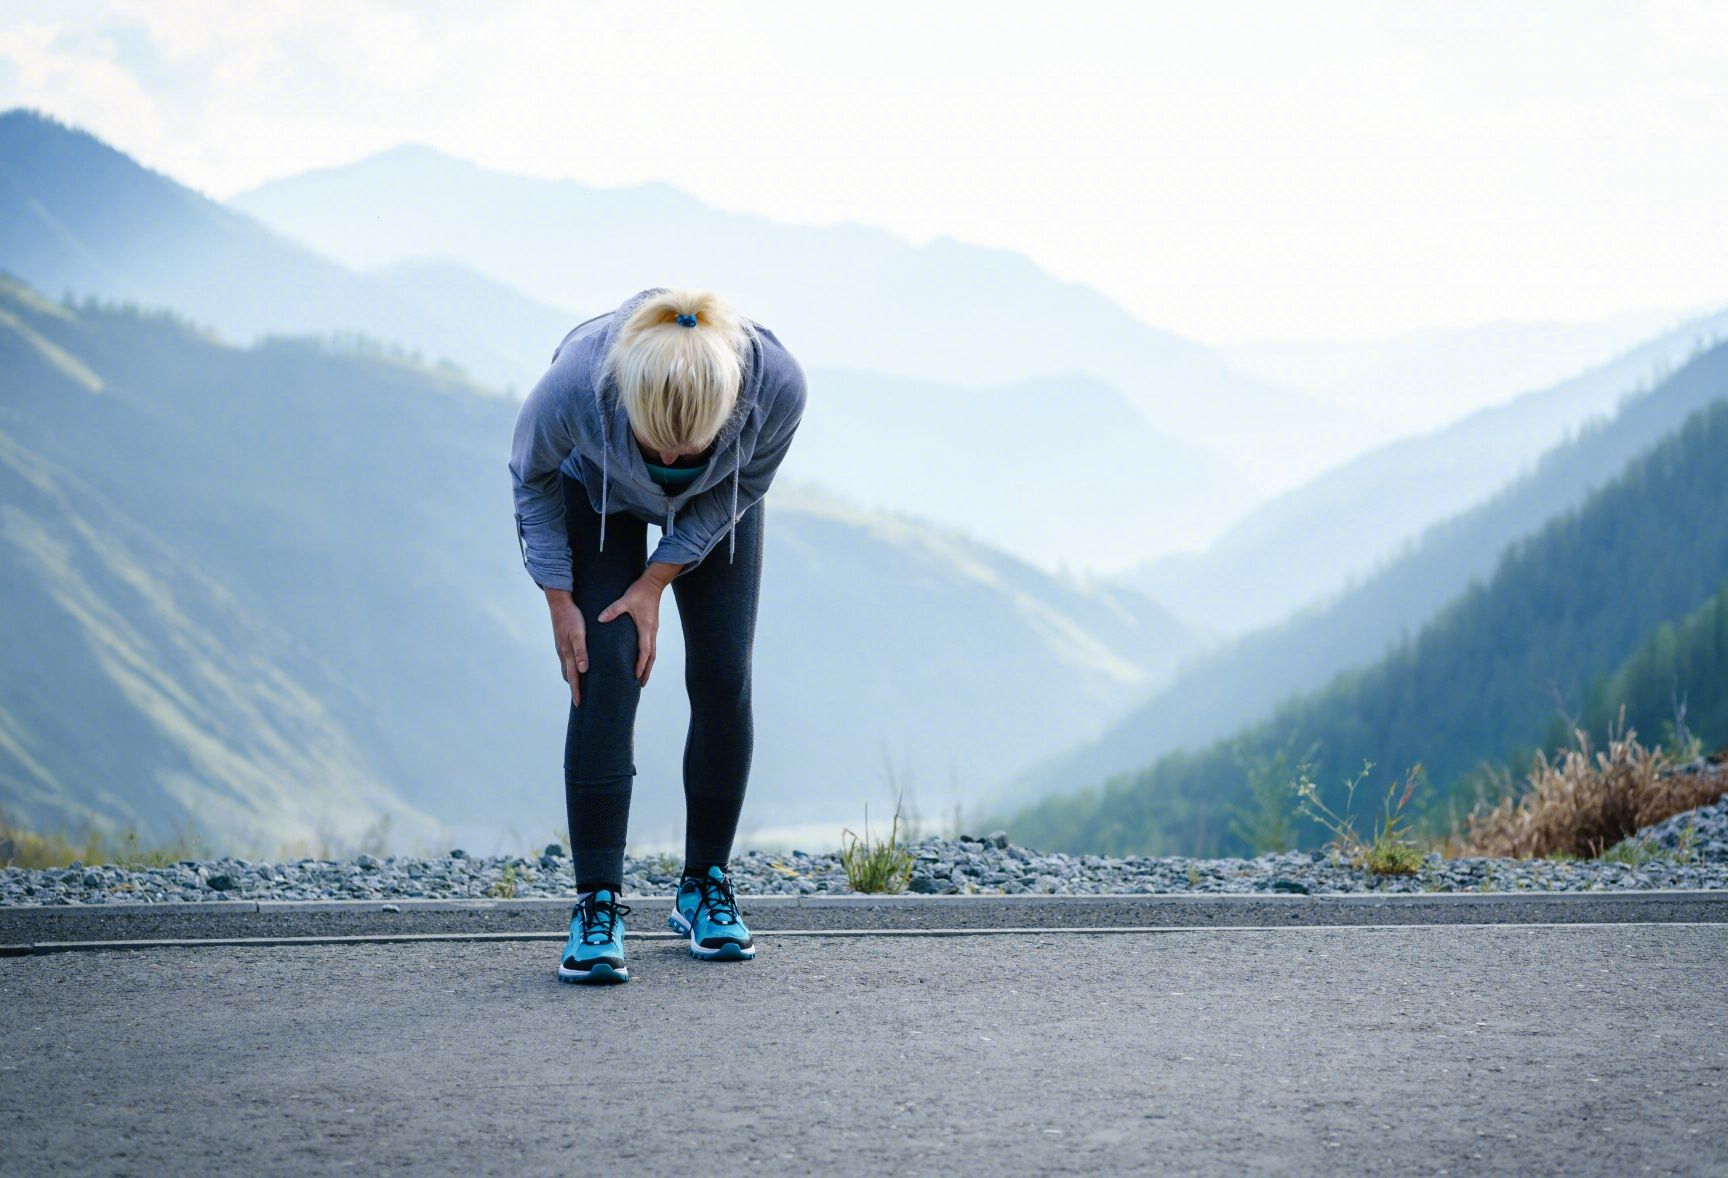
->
[1003, 393, 1728, 859]
[1293, 762, 1427, 875]
[1574, 583, 1728, 760]
[839, 797, 915, 894]
[1225, 740, 1306, 855]
[486, 863, 522, 899]
[1010, 334, 1728, 815]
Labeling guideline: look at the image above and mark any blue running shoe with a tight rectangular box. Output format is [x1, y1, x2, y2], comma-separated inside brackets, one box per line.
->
[558, 889, 631, 984]
[668, 865, 755, 960]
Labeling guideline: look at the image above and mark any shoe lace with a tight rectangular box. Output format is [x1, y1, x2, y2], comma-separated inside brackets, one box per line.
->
[695, 872, 741, 927]
[575, 894, 631, 946]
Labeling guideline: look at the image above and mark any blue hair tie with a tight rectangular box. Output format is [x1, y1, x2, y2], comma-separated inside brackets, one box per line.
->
[676, 313, 698, 328]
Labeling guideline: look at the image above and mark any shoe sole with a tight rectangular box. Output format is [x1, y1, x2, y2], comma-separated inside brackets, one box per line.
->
[558, 960, 629, 984]
[667, 910, 756, 961]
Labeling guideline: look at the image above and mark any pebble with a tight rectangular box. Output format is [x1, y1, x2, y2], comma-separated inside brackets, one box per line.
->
[4, 789, 1726, 906]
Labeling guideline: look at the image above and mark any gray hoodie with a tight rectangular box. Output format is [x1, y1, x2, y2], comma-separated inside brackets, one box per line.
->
[509, 287, 808, 591]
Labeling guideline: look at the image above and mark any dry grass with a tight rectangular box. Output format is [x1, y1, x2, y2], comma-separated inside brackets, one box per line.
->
[0, 807, 203, 870]
[1456, 719, 1727, 860]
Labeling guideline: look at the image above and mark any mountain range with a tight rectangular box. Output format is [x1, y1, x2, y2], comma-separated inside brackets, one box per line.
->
[8, 106, 1725, 859]
[1221, 309, 1699, 433]
[0, 110, 532, 393]
[1001, 359, 1728, 856]
[994, 338, 1728, 815]
[0, 272, 1196, 852]
[230, 141, 1380, 492]
[1138, 310, 1728, 634]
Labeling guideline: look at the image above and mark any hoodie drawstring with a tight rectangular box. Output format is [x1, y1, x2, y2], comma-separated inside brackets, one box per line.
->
[596, 372, 611, 553]
[598, 443, 609, 553]
[727, 433, 742, 563]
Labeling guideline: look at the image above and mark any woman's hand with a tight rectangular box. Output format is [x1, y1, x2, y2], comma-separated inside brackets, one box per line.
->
[597, 562, 685, 687]
[544, 589, 588, 706]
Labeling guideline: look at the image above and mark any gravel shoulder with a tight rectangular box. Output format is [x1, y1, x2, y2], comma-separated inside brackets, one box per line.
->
[6, 800, 1726, 909]
[4, 924, 1724, 1176]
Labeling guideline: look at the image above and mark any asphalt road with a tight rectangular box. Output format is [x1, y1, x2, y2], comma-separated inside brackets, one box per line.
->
[3, 902, 1725, 1176]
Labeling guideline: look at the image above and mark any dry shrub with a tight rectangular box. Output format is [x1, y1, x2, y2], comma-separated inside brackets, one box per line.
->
[1459, 719, 1727, 859]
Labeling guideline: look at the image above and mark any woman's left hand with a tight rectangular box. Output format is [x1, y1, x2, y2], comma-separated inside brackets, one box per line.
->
[598, 571, 671, 686]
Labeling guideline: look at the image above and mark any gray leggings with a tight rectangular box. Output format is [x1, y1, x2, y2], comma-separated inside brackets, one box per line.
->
[559, 472, 764, 892]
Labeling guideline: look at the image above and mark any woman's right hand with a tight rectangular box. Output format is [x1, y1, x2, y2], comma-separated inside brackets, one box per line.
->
[544, 588, 589, 706]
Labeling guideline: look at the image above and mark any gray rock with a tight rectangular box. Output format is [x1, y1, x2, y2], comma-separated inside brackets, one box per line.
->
[543, 843, 566, 858]
[908, 875, 943, 894]
[205, 873, 237, 891]
[985, 830, 1010, 850]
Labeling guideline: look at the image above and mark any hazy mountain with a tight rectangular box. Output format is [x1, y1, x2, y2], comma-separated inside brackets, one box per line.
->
[1134, 308, 1728, 634]
[232, 144, 1377, 492]
[747, 485, 1198, 841]
[343, 258, 1258, 572]
[1000, 395, 1728, 857]
[0, 109, 527, 390]
[0, 287, 438, 853]
[995, 339, 1728, 814]
[370, 258, 575, 394]
[778, 369, 1257, 572]
[0, 273, 1196, 853]
[1222, 308, 1697, 432]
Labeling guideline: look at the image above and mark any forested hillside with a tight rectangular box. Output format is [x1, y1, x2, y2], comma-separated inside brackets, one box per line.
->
[1000, 398, 1728, 857]
[1573, 583, 1728, 755]
[994, 339, 1728, 813]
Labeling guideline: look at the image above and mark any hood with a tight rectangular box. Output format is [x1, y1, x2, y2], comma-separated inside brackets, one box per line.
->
[585, 288, 760, 565]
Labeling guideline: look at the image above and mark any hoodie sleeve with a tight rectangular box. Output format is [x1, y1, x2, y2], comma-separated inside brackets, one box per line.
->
[647, 360, 808, 574]
[508, 372, 579, 592]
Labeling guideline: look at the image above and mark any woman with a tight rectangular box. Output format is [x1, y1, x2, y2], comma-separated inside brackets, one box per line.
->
[509, 287, 807, 984]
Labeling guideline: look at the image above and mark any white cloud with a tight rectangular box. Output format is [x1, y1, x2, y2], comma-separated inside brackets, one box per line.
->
[108, 0, 443, 91]
[0, 21, 166, 150]
[2, 0, 1726, 341]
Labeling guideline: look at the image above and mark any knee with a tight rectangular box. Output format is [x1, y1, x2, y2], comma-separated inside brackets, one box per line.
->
[685, 653, 751, 712]
[582, 615, 640, 683]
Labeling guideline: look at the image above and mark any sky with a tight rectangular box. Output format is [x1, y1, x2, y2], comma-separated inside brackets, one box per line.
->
[3, 0, 1727, 345]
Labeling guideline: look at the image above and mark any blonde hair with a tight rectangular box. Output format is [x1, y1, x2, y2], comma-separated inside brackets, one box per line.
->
[602, 289, 749, 453]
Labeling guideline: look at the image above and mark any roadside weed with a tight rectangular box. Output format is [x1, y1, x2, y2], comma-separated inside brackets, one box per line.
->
[487, 863, 521, 898]
[1294, 761, 1427, 876]
[840, 796, 915, 894]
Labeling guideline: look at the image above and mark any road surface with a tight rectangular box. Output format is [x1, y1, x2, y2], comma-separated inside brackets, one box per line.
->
[3, 895, 1724, 1175]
